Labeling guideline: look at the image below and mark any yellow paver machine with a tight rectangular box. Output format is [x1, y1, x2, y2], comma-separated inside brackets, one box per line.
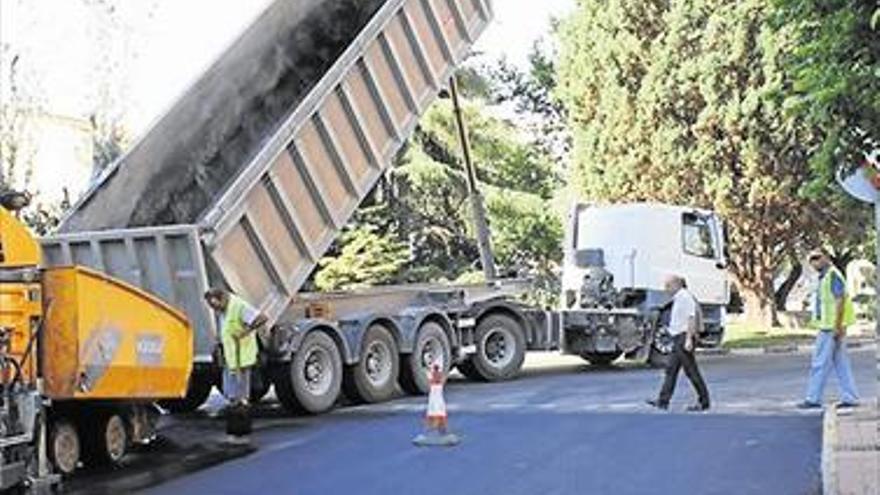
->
[0, 192, 192, 492]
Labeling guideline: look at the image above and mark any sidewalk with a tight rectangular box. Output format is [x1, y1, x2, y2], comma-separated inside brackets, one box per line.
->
[823, 398, 879, 494]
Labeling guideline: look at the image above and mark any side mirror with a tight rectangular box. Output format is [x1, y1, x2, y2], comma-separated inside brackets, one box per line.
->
[715, 261, 727, 270]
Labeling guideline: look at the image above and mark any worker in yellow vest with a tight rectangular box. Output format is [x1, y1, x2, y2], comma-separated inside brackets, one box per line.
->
[204, 289, 268, 407]
[797, 249, 859, 409]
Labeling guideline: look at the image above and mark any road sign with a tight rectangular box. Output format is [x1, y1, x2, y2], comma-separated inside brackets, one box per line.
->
[837, 150, 879, 338]
[837, 150, 879, 203]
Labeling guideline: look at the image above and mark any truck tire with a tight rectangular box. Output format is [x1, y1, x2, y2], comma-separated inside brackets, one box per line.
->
[273, 331, 342, 415]
[159, 369, 214, 413]
[469, 313, 526, 381]
[648, 323, 674, 369]
[399, 321, 451, 395]
[82, 413, 128, 467]
[249, 366, 271, 404]
[580, 351, 623, 366]
[49, 419, 80, 476]
[344, 324, 400, 403]
[455, 358, 482, 381]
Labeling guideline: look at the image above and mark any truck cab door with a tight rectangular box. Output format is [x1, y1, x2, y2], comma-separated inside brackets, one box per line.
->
[680, 212, 728, 305]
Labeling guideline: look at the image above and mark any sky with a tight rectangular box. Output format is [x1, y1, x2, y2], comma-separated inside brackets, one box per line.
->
[0, 0, 576, 200]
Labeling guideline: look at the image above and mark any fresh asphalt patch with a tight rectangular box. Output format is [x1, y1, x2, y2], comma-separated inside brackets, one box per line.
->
[65, 433, 255, 495]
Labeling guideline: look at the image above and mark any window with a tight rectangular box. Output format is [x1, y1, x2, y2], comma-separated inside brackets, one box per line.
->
[682, 213, 716, 259]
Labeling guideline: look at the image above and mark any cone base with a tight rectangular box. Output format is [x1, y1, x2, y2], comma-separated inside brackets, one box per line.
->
[412, 431, 461, 447]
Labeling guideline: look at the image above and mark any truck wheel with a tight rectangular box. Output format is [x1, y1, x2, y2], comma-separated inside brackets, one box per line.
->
[580, 351, 622, 366]
[273, 331, 342, 414]
[470, 314, 526, 381]
[159, 369, 214, 413]
[344, 324, 400, 403]
[456, 359, 483, 381]
[83, 413, 128, 466]
[399, 321, 451, 395]
[49, 419, 80, 476]
[648, 324, 674, 369]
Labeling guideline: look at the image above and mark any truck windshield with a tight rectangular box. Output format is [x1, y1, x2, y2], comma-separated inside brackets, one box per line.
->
[682, 213, 716, 259]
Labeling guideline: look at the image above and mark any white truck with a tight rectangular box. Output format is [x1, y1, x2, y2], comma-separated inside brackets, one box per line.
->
[38, 0, 730, 420]
[560, 203, 729, 366]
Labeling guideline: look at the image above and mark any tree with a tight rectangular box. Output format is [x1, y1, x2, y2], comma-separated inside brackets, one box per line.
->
[0, 40, 66, 234]
[0, 46, 38, 193]
[772, 0, 879, 184]
[556, 0, 845, 325]
[488, 40, 572, 164]
[311, 71, 563, 299]
[80, 0, 155, 174]
[314, 225, 410, 291]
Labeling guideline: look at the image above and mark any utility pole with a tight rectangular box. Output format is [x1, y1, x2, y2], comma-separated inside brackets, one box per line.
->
[875, 197, 879, 339]
[449, 75, 496, 282]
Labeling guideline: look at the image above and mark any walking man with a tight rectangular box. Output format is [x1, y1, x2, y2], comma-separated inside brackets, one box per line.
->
[798, 249, 859, 409]
[647, 275, 711, 411]
[204, 288, 267, 439]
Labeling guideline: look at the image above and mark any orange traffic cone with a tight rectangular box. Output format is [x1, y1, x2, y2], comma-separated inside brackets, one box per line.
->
[412, 361, 460, 447]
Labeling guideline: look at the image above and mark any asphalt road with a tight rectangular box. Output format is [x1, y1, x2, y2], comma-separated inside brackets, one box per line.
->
[131, 347, 876, 495]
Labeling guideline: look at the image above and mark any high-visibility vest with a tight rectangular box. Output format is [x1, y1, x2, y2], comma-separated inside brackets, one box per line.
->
[221, 295, 259, 370]
[811, 266, 856, 330]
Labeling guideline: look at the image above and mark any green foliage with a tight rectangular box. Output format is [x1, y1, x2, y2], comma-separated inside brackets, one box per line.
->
[418, 100, 558, 199]
[314, 226, 410, 291]
[555, 0, 856, 324]
[312, 70, 563, 296]
[772, 0, 879, 182]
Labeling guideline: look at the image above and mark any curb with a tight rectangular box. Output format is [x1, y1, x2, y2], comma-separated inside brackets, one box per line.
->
[822, 405, 838, 495]
[715, 338, 877, 357]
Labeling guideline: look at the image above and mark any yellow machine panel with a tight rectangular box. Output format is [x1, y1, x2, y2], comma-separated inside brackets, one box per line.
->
[41, 266, 193, 400]
[0, 207, 40, 267]
[0, 281, 41, 385]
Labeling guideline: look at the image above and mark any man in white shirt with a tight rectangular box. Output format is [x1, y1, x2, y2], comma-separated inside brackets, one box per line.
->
[647, 275, 711, 411]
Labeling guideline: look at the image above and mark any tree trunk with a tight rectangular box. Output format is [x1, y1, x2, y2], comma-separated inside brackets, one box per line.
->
[774, 261, 802, 311]
[742, 286, 777, 328]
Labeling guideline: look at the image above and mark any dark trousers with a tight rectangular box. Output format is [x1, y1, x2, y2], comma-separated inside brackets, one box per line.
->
[658, 333, 710, 407]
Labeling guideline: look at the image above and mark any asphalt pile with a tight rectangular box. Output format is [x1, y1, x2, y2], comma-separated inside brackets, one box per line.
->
[62, 0, 387, 232]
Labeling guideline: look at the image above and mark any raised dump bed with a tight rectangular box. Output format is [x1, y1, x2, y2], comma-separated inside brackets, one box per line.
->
[62, 0, 388, 231]
[54, 0, 494, 329]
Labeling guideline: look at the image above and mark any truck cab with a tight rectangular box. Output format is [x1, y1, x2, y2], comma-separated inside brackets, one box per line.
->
[559, 203, 730, 365]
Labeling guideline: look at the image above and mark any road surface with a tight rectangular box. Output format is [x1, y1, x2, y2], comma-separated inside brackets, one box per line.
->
[124, 347, 876, 494]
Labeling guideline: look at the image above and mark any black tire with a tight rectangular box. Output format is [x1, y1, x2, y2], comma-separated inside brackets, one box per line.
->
[343, 324, 400, 403]
[159, 368, 215, 413]
[470, 313, 526, 381]
[580, 351, 623, 366]
[273, 331, 342, 415]
[455, 358, 482, 381]
[399, 321, 451, 395]
[82, 413, 128, 467]
[49, 418, 80, 476]
[249, 366, 271, 404]
[648, 321, 674, 369]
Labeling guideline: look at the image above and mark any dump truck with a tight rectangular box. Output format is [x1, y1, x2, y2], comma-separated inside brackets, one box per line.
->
[44, 0, 504, 412]
[0, 193, 193, 492]
[39, 0, 729, 419]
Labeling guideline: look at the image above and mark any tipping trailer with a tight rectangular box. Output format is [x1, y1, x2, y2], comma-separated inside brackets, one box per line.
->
[41, 0, 730, 419]
[43, 0, 507, 412]
[0, 199, 193, 492]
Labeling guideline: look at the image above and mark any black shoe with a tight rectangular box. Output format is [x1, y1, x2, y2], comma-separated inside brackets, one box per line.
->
[835, 402, 859, 409]
[796, 401, 822, 409]
[646, 399, 668, 410]
[686, 403, 710, 412]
